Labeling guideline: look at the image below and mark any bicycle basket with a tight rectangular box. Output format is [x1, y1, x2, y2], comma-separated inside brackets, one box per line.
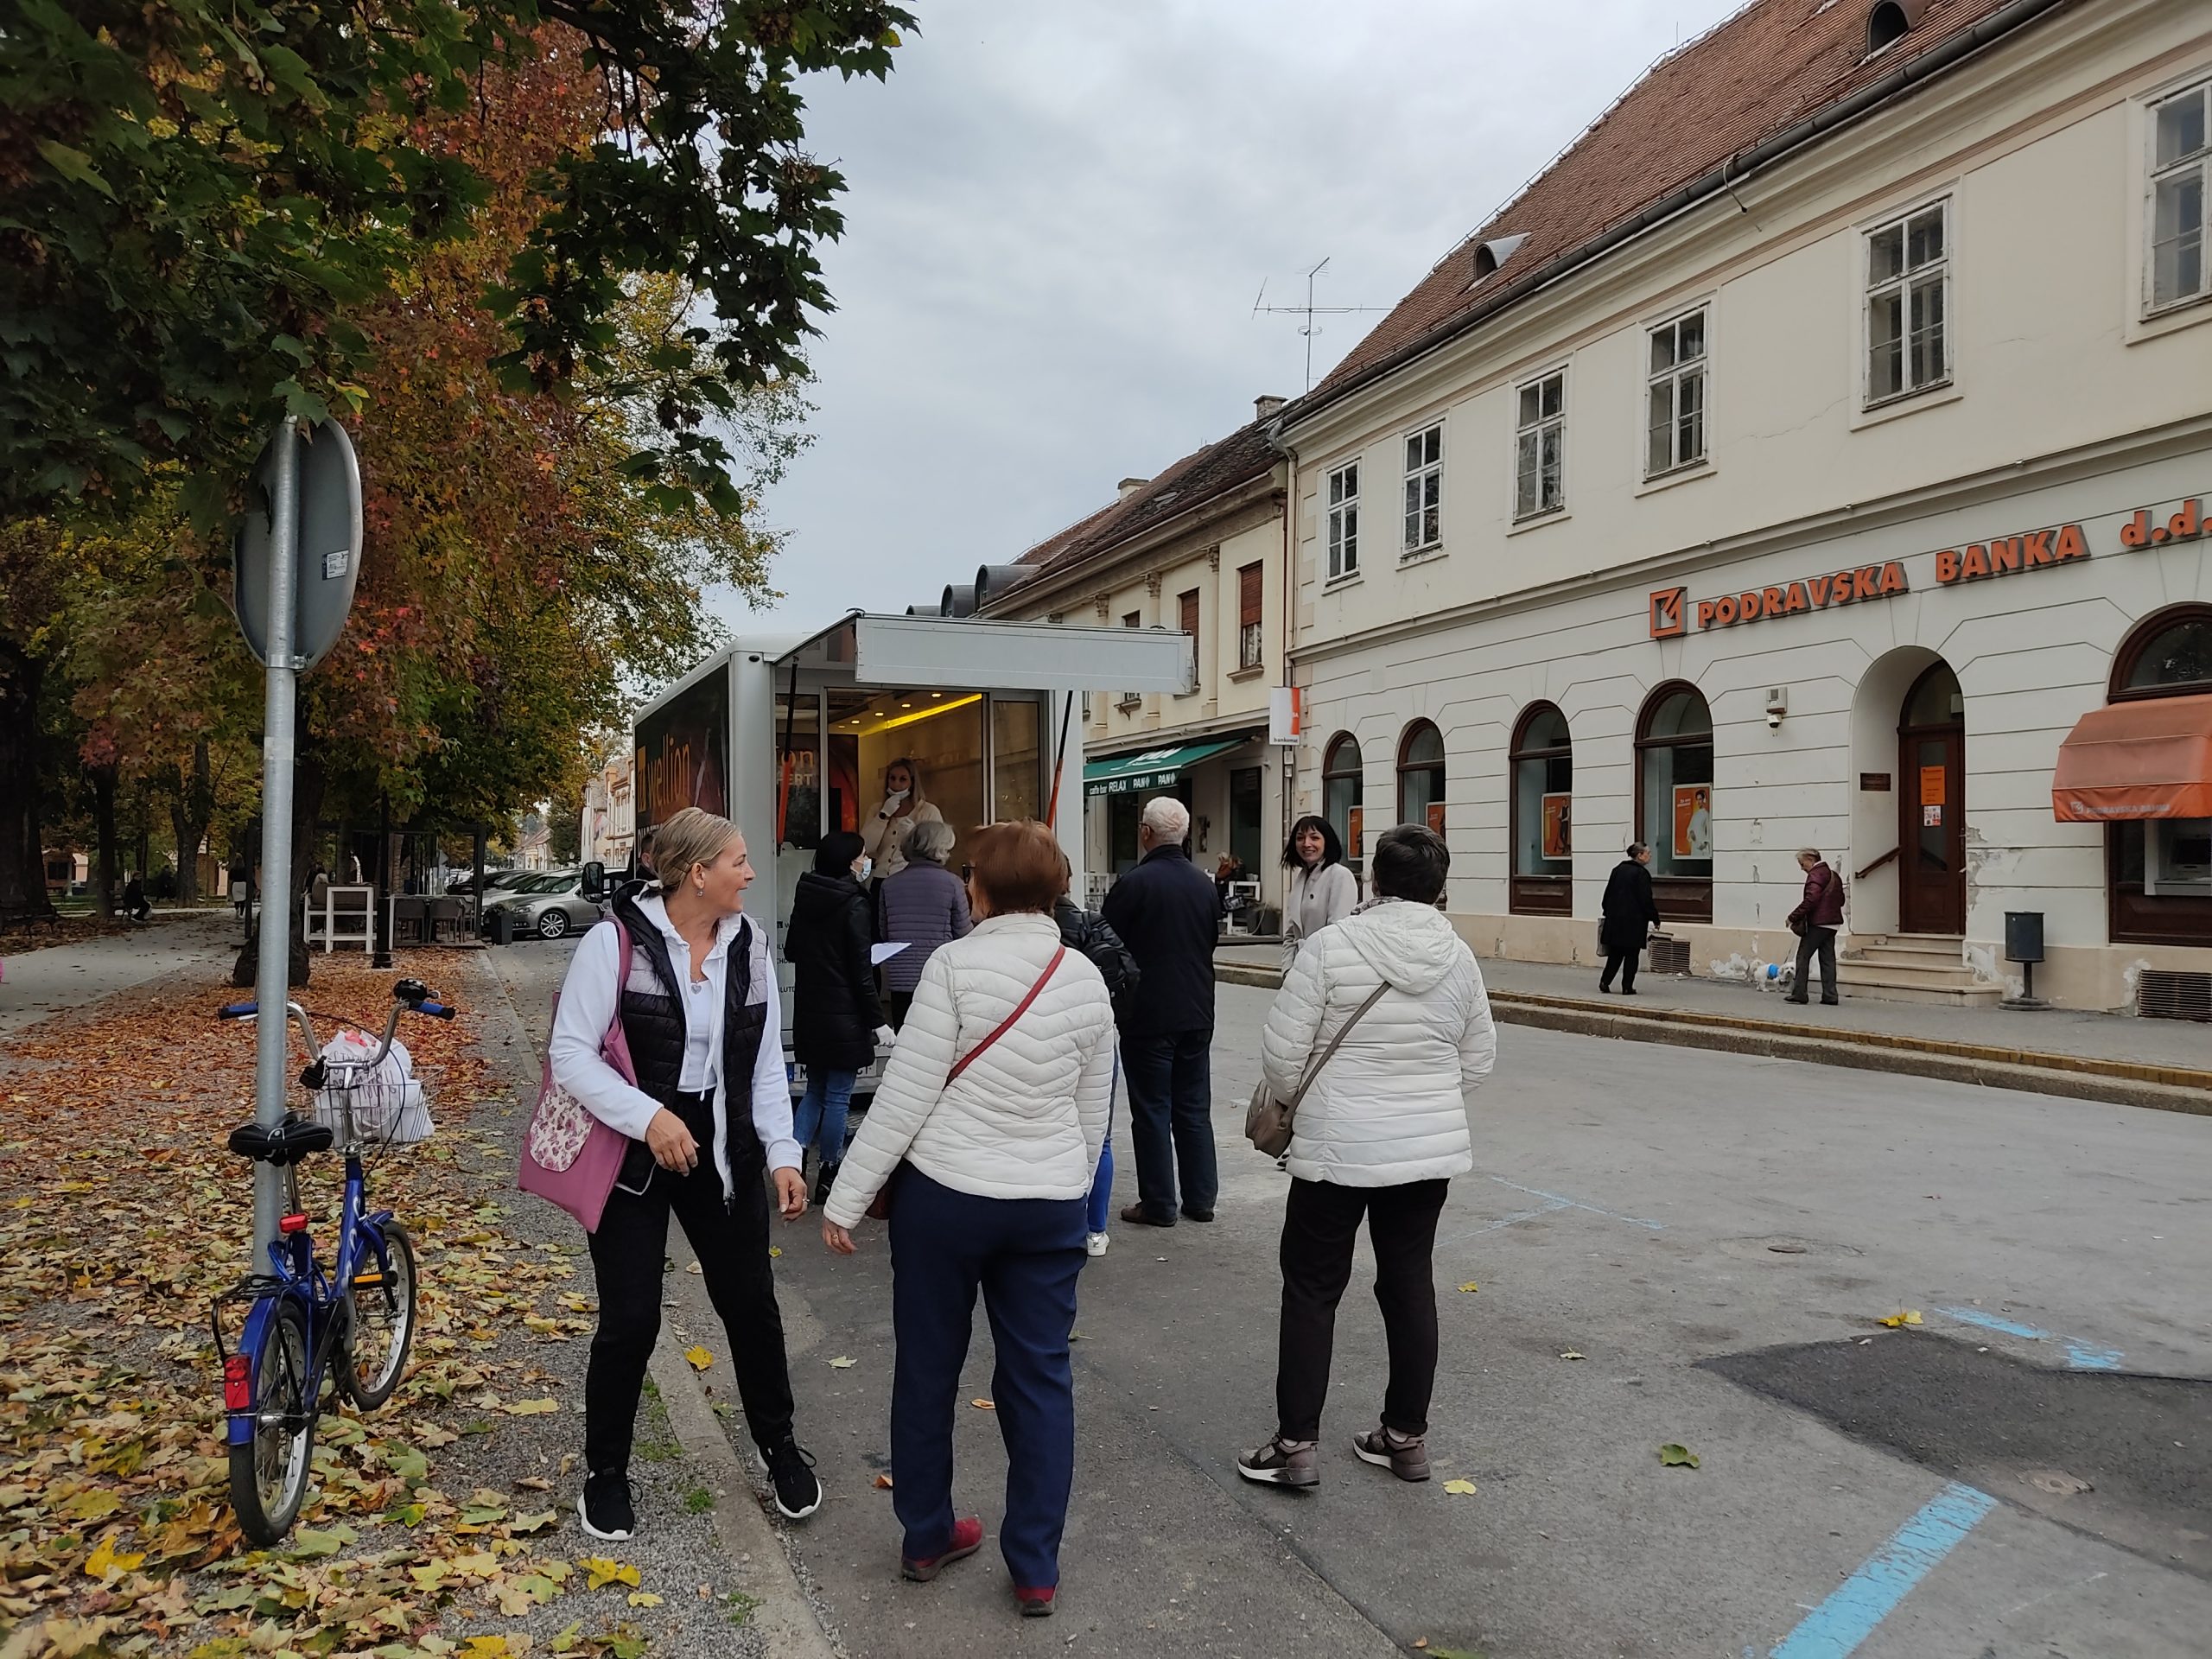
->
[311, 1029, 435, 1147]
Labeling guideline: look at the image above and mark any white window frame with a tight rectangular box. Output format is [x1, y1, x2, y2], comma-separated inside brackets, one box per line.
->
[1325, 461, 1360, 581]
[1863, 200, 1950, 408]
[2148, 79, 2211, 315]
[1644, 308, 1708, 479]
[1512, 369, 1567, 522]
[1401, 423, 1443, 555]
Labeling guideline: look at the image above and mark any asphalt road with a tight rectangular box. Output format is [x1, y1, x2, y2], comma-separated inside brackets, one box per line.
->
[499, 937, 2212, 1659]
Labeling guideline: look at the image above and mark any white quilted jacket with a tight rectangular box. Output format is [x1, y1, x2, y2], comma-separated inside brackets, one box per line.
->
[1262, 899, 1495, 1187]
[823, 913, 1116, 1226]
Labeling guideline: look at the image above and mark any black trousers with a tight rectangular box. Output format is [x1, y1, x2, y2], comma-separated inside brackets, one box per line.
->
[584, 1116, 795, 1475]
[1121, 1028, 1217, 1220]
[1599, 947, 1640, 991]
[1274, 1176, 1449, 1442]
[1791, 925, 1839, 1002]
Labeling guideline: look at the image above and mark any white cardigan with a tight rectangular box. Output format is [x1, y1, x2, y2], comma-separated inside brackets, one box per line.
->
[823, 913, 1116, 1227]
[1261, 899, 1494, 1187]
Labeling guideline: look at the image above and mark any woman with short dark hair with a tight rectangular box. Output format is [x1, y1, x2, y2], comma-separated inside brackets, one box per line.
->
[785, 830, 888, 1201]
[1281, 814, 1357, 969]
[822, 820, 1116, 1619]
[1599, 842, 1661, 995]
[1238, 823, 1495, 1492]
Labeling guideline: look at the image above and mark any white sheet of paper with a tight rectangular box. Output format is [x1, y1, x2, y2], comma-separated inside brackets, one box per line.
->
[870, 943, 910, 965]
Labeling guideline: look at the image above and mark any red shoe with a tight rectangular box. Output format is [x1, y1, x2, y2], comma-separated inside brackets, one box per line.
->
[900, 1516, 983, 1582]
[1014, 1586, 1056, 1618]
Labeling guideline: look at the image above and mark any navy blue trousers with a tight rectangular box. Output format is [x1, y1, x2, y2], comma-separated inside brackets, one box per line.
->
[887, 1166, 1086, 1591]
[1119, 1027, 1217, 1221]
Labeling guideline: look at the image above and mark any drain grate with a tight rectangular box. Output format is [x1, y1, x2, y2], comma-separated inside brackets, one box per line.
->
[2138, 969, 2212, 1022]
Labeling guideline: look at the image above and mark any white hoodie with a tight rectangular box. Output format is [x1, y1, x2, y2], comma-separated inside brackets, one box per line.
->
[1260, 899, 1494, 1186]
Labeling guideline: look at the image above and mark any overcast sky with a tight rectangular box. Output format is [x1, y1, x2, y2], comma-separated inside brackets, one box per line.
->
[719, 0, 1749, 639]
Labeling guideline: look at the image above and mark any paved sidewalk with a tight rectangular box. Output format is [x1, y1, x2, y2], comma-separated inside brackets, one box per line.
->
[1218, 943, 2209, 1075]
[0, 911, 241, 1041]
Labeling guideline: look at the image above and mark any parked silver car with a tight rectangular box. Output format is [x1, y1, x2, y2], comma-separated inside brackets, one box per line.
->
[483, 870, 603, 941]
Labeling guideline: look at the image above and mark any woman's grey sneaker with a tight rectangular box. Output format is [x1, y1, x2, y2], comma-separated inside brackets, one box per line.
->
[1351, 1423, 1430, 1482]
[1236, 1436, 1318, 1488]
[766, 1438, 823, 1520]
[578, 1471, 636, 1540]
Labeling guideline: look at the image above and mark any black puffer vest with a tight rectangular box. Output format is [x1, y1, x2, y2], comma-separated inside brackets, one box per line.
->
[610, 890, 769, 1198]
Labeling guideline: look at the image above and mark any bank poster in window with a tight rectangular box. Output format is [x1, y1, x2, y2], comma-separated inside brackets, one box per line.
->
[1541, 792, 1572, 860]
[1672, 785, 1713, 861]
[1427, 801, 1446, 836]
[1919, 765, 1947, 807]
[1348, 806, 1363, 859]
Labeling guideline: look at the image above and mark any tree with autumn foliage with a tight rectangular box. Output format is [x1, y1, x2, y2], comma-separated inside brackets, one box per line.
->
[0, 0, 903, 925]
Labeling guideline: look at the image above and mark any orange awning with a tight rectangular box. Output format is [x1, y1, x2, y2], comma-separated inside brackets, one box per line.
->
[2051, 692, 2212, 822]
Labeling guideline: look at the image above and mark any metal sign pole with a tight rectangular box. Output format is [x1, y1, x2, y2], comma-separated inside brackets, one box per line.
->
[251, 416, 302, 1267]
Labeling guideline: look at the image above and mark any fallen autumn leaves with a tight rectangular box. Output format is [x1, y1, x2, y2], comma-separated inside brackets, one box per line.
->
[0, 950, 662, 1658]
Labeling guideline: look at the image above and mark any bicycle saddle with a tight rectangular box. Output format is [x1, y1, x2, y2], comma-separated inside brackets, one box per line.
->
[227, 1115, 335, 1166]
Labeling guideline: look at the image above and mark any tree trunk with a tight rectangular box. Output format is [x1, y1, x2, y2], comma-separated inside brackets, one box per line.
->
[231, 746, 321, 988]
[167, 739, 213, 905]
[0, 638, 57, 926]
[91, 763, 119, 918]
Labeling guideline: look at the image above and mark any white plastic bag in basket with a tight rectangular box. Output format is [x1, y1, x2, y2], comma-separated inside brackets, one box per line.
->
[314, 1029, 434, 1143]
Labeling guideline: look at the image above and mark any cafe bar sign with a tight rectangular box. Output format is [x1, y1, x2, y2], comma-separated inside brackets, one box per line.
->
[1648, 494, 2201, 639]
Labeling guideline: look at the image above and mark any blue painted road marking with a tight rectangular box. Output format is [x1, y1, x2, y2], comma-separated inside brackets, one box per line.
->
[1471, 1175, 1664, 1234]
[1931, 1306, 2126, 1371]
[1769, 1482, 1998, 1659]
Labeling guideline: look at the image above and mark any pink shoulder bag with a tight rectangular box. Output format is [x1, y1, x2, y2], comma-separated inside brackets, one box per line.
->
[518, 918, 639, 1234]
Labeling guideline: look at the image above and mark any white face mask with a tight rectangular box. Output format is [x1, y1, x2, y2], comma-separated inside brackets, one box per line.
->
[854, 857, 873, 883]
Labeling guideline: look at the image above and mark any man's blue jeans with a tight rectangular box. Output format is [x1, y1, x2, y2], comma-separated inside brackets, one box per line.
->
[1119, 1029, 1216, 1221]
[794, 1067, 856, 1164]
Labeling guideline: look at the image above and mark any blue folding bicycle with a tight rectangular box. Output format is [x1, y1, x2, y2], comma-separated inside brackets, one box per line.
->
[212, 977, 454, 1546]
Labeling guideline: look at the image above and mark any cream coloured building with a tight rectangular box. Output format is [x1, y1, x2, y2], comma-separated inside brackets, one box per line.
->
[976, 405, 1293, 916]
[1274, 0, 2212, 1011]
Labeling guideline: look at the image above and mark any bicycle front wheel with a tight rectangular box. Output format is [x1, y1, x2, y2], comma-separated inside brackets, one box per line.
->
[229, 1297, 315, 1547]
[342, 1223, 417, 1410]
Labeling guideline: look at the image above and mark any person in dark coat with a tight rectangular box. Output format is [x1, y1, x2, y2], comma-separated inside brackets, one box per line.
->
[1598, 843, 1661, 995]
[875, 820, 971, 1028]
[785, 830, 888, 1201]
[1057, 855, 1140, 1258]
[1099, 796, 1219, 1227]
[1785, 848, 1847, 1007]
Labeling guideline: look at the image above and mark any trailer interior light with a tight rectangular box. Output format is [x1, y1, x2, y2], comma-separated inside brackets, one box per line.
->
[870, 693, 982, 734]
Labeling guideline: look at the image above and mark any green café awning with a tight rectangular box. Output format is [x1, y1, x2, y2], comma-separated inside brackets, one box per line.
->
[1084, 738, 1247, 798]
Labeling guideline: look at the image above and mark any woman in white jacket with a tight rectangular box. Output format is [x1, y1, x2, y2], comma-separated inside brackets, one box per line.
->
[1237, 823, 1495, 1491]
[1281, 814, 1359, 969]
[821, 820, 1115, 1620]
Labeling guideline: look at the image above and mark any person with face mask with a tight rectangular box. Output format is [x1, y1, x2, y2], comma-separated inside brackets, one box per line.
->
[860, 758, 942, 881]
[785, 830, 893, 1202]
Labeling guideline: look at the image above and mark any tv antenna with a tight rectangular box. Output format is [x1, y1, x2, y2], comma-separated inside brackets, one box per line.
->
[1251, 257, 1390, 391]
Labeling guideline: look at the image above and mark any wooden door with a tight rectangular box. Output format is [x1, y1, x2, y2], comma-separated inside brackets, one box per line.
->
[1897, 723, 1965, 935]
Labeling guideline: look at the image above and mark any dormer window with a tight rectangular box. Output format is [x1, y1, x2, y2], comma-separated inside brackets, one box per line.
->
[1866, 0, 1923, 57]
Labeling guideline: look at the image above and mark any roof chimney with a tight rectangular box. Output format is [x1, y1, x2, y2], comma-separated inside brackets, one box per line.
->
[1116, 476, 1150, 501]
[1254, 394, 1287, 422]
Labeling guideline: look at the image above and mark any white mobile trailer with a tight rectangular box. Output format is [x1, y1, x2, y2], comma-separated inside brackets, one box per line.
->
[629, 611, 1194, 1099]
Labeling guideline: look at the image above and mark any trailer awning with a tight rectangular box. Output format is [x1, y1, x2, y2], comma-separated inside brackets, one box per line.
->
[2051, 693, 2212, 821]
[1084, 738, 1247, 797]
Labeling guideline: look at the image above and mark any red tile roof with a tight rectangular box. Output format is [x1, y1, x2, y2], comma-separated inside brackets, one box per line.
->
[990, 418, 1280, 601]
[1311, 0, 2053, 402]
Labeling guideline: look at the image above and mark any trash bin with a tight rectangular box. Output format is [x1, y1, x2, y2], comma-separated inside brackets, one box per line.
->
[2001, 911, 2047, 1010]
[486, 906, 515, 946]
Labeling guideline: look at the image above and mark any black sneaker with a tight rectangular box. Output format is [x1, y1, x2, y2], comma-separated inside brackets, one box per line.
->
[765, 1438, 822, 1521]
[578, 1470, 635, 1541]
[813, 1161, 840, 1208]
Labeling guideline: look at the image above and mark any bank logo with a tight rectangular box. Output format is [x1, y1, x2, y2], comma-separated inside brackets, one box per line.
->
[1649, 587, 1688, 639]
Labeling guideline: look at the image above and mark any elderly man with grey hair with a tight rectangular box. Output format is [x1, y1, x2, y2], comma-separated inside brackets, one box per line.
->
[1101, 794, 1223, 1226]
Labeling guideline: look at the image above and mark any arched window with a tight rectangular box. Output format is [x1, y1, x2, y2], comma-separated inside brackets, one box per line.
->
[1636, 683, 1714, 921]
[2107, 606, 2212, 945]
[1510, 703, 1572, 915]
[1397, 721, 1446, 833]
[1323, 734, 1365, 864]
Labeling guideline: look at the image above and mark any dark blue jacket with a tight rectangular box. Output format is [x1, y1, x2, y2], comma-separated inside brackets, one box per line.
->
[1100, 843, 1218, 1036]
